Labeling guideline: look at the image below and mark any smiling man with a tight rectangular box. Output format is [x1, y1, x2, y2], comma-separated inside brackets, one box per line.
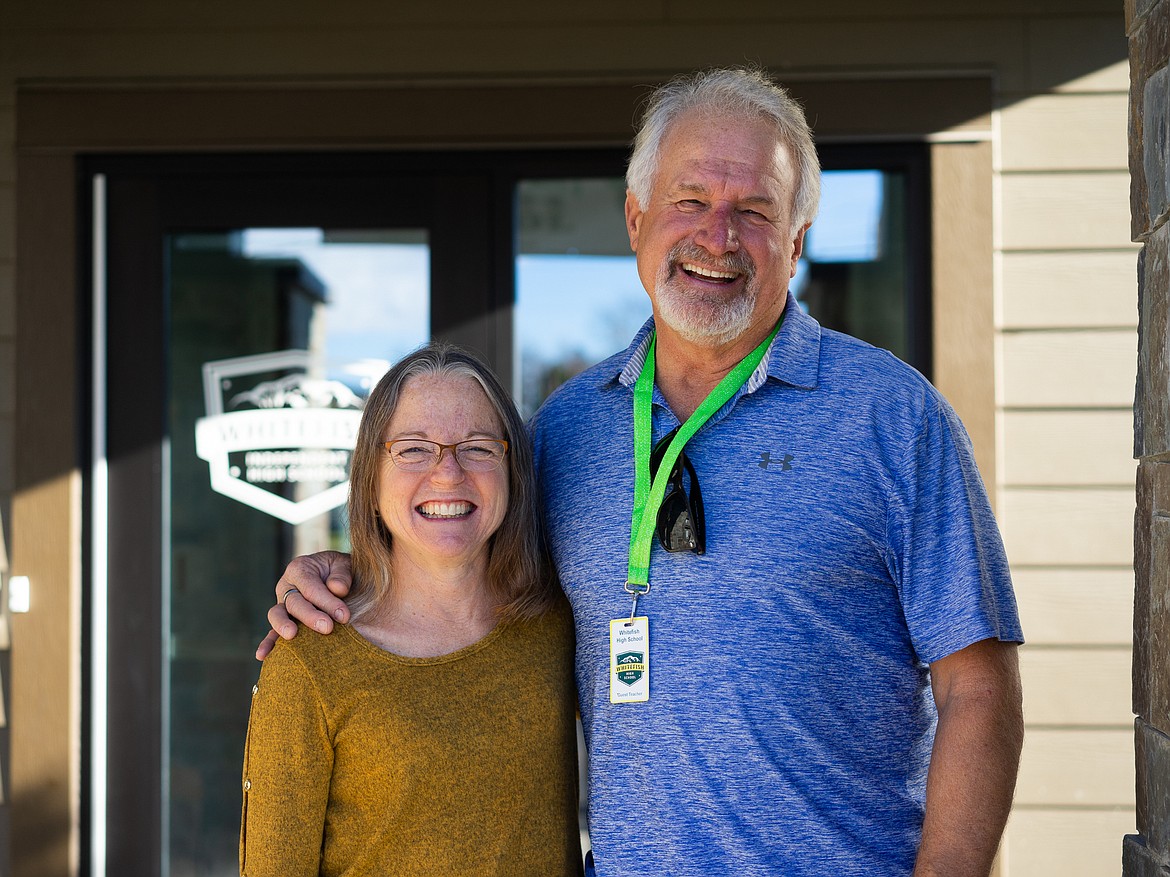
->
[267, 67, 1024, 877]
[529, 68, 1024, 877]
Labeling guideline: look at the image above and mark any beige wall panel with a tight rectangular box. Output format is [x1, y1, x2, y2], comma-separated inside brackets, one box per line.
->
[10, 474, 79, 877]
[1018, 646, 1133, 725]
[1000, 172, 1135, 251]
[1000, 329, 1136, 408]
[1015, 729, 1134, 805]
[0, 260, 13, 334]
[0, 106, 13, 182]
[933, 141, 995, 491]
[0, 339, 13, 415]
[3, 22, 1029, 91]
[0, 35, 14, 98]
[0, 185, 12, 261]
[1002, 410, 1136, 486]
[1027, 17, 1129, 92]
[1013, 568, 1134, 645]
[1000, 487, 1135, 566]
[668, 0, 1121, 15]
[999, 93, 1129, 171]
[1000, 251, 1138, 329]
[1, 0, 1123, 27]
[0, 415, 12, 494]
[4, 0, 665, 28]
[1004, 809, 1137, 877]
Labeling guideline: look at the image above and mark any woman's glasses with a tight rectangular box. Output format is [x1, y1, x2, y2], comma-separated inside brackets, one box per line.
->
[384, 438, 509, 472]
[649, 428, 705, 554]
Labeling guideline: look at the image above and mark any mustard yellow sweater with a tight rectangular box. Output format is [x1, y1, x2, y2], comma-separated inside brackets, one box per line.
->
[240, 597, 582, 877]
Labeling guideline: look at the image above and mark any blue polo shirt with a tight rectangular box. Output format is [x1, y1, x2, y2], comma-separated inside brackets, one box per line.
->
[530, 293, 1022, 877]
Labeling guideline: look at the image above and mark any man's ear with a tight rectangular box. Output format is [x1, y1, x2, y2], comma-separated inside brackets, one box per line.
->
[625, 191, 643, 253]
[788, 222, 811, 278]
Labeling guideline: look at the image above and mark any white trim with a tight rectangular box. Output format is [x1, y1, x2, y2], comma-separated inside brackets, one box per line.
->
[160, 433, 172, 877]
[90, 173, 108, 877]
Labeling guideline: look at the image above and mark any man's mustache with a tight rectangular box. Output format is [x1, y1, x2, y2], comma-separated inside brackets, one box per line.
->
[665, 242, 756, 282]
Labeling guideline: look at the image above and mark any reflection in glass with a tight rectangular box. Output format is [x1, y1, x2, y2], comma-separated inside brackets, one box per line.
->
[515, 179, 647, 417]
[514, 170, 914, 418]
[165, 229, 428, 876]
[795, 169, 910, 361]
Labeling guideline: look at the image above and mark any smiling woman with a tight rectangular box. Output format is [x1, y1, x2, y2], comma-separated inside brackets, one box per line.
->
[238, 344, 582, 877]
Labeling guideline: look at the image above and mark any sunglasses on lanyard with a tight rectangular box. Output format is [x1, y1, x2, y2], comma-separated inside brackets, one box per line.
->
[649, 426, 706, 554]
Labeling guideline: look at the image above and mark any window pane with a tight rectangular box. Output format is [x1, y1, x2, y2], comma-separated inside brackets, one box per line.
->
[795, 169, 911, 362]
[514, 179, 647, 417]
[166, 228, 428, 876]
[515, 168, 918, 420]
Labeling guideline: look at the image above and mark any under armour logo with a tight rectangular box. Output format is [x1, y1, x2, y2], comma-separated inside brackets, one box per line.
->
[758, 451, 794, 471]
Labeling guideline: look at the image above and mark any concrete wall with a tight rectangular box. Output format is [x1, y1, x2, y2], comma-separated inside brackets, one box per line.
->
[0, 2, 1135, 875]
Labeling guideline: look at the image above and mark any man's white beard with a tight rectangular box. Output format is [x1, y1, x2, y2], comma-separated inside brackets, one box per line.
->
[653, 244, 758, 345]
[654, 281, 756, 345]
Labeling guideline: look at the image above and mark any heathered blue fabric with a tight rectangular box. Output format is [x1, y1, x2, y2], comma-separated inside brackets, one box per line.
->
[530, 293, 1023, 877]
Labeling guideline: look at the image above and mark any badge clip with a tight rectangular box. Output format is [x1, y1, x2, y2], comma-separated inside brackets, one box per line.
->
[623, 580, 649, 622]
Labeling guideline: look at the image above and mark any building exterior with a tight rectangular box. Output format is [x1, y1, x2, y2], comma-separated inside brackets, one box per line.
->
[0, 2, 1138, 875]
[1126, 1, 1170, 874]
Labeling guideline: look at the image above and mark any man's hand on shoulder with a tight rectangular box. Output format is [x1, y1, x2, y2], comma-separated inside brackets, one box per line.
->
[255, 551, 355, 660]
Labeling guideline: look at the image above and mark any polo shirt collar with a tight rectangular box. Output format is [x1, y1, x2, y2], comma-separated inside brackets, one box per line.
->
[615, 292, 822, 393]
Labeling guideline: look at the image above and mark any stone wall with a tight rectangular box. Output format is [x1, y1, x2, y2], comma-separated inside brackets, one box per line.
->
[1128, 0, 1170, 873]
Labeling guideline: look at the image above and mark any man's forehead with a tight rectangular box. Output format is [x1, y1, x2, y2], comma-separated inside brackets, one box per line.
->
[657, 113, 794, 183]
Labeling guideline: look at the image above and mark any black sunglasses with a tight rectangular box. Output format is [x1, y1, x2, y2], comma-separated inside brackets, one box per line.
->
[649, 427, 706, 554]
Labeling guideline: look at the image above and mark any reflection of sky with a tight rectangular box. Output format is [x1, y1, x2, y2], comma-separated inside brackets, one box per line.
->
[805, 170, 883, 262]
[241, 229, 429, 387]
[516, 254, 648, 362]
[238, 169, 883, 398]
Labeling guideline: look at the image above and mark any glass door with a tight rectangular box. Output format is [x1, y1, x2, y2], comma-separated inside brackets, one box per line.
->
[90, 143, 927, 875]
[166, 228, 430, 875]
[95, 154, 508, 876]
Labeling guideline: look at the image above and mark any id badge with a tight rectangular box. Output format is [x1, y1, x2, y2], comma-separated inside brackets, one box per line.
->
[609, 616, 649, 703]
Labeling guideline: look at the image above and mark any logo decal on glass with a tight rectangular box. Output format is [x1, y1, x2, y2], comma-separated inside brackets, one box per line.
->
[195, 350, 367, 524]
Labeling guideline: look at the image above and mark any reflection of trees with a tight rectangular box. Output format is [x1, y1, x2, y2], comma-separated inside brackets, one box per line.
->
[518, 290, 650, 418]
[520, 350, 591, 419]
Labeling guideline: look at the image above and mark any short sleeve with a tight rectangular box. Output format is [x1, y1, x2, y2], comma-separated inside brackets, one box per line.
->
[888, 394, 1023, 664]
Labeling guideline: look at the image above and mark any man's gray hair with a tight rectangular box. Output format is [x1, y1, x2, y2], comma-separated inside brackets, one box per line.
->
[626, 67, 821, 234]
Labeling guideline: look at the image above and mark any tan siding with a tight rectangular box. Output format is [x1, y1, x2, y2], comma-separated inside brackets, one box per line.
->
[0, 261, 12, 335]
[999, 93, 1129, 171]
[667, 0, 1117, 15]
[0, 340, 13, 415]
[1002, 410, 1136, 486]
[1000, 487, 1135, 567]
[1013, 568, 1134, 645]
[1000, 251, 1138, 329]
[1017, 647, 1133, 726]
[1027, 17, 1130, 92]
[0, 185, 12, 262]
[1004, 810, 1138, 877]
[0, 416, 11, 493]
[1000, 329, 1137, 408]
[1016, 729, 1134, 805]
[2, 0, 665, 28]
[0, 107, 13, 182]
[2, 21, 1031, 90]
[933, 141, 996, 491]
[1000, 172, 1136, 251]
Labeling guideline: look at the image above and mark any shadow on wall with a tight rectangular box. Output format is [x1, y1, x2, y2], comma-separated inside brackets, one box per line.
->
[9, 781, 69, 877]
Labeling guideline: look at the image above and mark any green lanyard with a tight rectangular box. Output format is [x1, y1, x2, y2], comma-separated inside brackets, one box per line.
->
[625, 319, 782, 612]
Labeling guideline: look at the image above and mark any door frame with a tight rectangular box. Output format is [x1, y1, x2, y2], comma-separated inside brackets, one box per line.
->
[12, 75, 991, 876]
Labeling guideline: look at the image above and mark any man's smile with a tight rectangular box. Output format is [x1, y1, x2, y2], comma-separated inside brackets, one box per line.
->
[680, 262, 740, 283]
